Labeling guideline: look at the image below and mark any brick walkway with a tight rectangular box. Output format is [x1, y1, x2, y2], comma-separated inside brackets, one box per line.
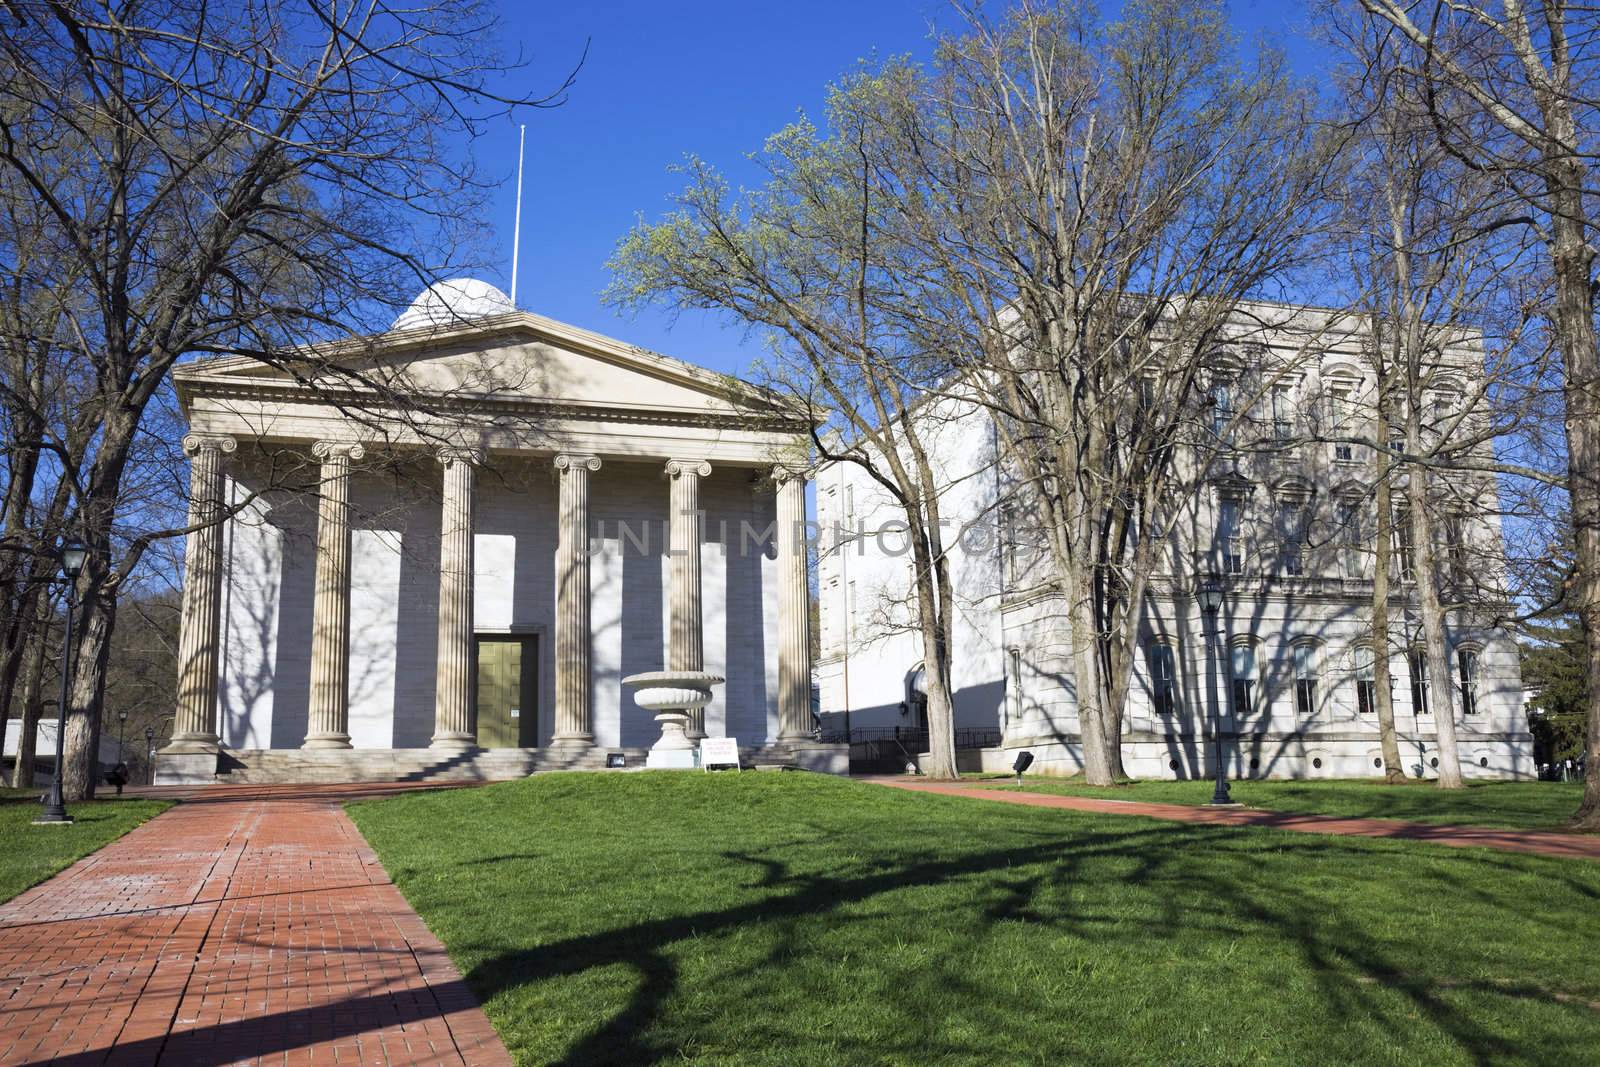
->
[0, 783, 511, 1066]
[868, 778, 1600, 861]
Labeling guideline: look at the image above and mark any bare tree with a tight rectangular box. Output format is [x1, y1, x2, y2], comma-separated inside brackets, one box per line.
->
[608, 163, 971, 780]
[1351, 1, 1600, 824]
[0, 0, 575, 799]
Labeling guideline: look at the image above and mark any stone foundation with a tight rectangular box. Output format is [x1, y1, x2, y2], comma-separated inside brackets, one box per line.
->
[156, 742, 852, 785]
[960, 730, 1535, 781]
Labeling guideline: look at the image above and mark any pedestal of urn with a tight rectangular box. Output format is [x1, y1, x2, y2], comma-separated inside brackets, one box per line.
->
[623, 671, 725, 769]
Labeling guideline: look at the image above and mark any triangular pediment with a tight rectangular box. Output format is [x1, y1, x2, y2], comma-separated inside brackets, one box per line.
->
[175, 310, 792, 423]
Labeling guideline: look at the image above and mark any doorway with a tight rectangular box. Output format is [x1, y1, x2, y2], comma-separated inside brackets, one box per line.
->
[474, 635, 538, 748]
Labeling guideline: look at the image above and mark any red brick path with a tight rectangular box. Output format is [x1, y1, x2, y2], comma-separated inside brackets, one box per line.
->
[0, 784, 511, 1066]
[869, 778, 1600, 861]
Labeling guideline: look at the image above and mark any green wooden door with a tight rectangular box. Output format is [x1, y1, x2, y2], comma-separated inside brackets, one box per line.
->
[474, 637, 536, 748]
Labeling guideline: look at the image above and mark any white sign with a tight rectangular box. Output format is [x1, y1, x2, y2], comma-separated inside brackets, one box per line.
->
[701, 737, 740, 770]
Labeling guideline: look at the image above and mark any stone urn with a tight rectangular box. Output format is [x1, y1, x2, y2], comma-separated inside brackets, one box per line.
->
[623, 671, 725, 769]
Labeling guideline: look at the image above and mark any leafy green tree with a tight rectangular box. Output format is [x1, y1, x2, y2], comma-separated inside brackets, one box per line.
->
[1522, 624, 1589, 766]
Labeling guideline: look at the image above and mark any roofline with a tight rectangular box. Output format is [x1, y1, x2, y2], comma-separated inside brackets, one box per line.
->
[173, 309, 806, 422]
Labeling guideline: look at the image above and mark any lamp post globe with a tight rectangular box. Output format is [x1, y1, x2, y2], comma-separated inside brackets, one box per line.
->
[34, 538, 86, 825]
[1197, 574, 1233, 806]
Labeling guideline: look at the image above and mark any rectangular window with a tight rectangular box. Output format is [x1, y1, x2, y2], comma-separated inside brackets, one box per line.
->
[1212, 383, 1235, 441]
[1394, 509, 1416, 582]
[1329, 387, 1355, 461]
[1008, 648, 1023, 728]
[1354, 646, 1376, 717]
[1293, 643, 1317, 719]
[1458, 649, 1479, 716]
[1271, 386, 1293, 440]
[1219, 497, 1244, 575]
[1278, 500, 1307, 576]
[1230, 643, 1257, 717]
[1444, 513, 1468, 587]
[1149, 643, 1177, 717]
[1408, 651, 1429, 715]
[1000, 502, 1018, 586]
[1336, 500, 1364, 579]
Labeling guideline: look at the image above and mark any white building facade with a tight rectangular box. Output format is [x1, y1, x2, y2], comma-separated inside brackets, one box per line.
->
[815, 309, 1533, 780]
[157, 282, 836, 784]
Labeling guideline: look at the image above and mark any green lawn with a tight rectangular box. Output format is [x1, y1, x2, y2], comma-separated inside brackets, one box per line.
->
[966, 776, 1587, 831]
[0, 787, 172, 904]
[350, 772, 1600, 1066]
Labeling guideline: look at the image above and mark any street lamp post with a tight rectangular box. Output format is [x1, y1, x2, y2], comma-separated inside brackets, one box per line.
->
[144, 726, 157, 785]
[1197, 575, 1233, 806]
[34, 538, 87, 826]
[117, 710, 128, 763]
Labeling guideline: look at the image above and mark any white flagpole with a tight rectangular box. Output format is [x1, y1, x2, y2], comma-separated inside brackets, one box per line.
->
[510, 123, 526, 307]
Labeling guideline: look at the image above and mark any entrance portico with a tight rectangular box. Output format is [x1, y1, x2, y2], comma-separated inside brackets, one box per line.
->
[158, 283, 839, 783]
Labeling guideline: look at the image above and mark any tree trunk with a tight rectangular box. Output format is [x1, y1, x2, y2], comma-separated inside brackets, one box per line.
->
[1546, 185, 1600, 828]
[910, 540, 958, 780]
[62, 589, 117, 801]
[1407, 475, 1463, 788]
[10, 625, 49, 789]
[1370, 392, 1406, 783]
[1068, 573, 1115, 786]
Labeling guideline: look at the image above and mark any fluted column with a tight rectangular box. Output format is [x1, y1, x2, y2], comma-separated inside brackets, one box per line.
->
[553, 453, 601, 746]
[666, 458, 711, 738]
[304, 441, 365, 749]
[167, 433, 238, 752]
[775, 466, 813, 741]
[432, 445, 483, 750]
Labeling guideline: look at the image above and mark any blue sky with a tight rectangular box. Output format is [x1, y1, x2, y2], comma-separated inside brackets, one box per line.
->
[462, 0, 1325, 378]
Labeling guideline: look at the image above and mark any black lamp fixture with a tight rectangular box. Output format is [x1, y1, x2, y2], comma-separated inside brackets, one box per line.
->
[1196, 574, 1233, 806]
[35, 537, 86, 825]
[1012, 750, 1035, 787]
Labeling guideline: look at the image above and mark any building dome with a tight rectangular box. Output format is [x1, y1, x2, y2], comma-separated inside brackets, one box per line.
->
[391, 277, 516, 331]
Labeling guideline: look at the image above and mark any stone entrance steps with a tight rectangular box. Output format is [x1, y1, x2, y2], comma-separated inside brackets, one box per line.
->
[154, 741, 851, 785]
[213, 747, 647, 784]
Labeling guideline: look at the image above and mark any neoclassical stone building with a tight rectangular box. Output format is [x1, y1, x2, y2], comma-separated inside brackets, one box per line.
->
[815, 304, 1533, 780]
[158, 280, 834, 783]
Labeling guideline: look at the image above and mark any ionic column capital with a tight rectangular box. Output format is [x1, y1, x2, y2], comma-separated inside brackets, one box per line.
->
[436, 444, 485, 467]
[183, 433, 237, 457]
[555, 453, 602, 474]
[773, 463, 810, 486]
[664, 458, 711, 480]
[313, 440, 367, 462]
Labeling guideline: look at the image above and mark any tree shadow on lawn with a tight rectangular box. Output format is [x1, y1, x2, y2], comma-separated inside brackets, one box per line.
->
[458, 821, 1599, 1066]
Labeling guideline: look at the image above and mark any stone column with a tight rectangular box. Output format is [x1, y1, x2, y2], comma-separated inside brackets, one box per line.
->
[304, 441, 365, 749]
[775, 466, 813, 741]
[167, 433, 237, 752]
[432, 445, 483, 750]
[552, 453, 601, 746]
[665, 459, 711, 738]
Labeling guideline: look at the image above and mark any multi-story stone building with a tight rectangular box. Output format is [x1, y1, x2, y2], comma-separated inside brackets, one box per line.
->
[815, 304, 1533, 780]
